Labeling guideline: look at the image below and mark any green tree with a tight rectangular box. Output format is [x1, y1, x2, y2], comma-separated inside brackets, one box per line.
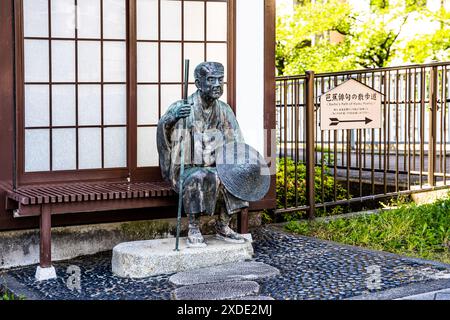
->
[350, 13, 410, 68]
[276, 0, 356, 75]
[276, 0, 444, 76]
[401, 5, 450, 63]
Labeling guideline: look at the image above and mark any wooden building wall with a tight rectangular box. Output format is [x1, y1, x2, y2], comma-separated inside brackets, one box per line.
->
[0, 0, 276, 232]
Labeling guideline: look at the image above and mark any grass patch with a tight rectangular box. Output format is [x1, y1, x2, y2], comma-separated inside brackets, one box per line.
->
[0, 288, 24, 301]
[0, 278, 25, 301]
[285, 198, 450, 264]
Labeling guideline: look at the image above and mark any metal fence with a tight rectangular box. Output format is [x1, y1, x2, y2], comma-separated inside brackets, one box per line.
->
[276, 62, 450, 218]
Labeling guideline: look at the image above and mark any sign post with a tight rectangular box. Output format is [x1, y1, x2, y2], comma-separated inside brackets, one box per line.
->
[320, 79, 382, 131]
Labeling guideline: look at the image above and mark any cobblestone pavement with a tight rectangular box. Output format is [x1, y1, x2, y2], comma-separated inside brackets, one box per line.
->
[3, 226, 450, 300]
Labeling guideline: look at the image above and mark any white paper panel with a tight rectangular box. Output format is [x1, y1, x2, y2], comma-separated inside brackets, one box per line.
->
[78, 85, 102, 126]
[52, 85, 76, 126]
[23, 0, 49, 38]
[104, 127, 127, 168]
[78, 128, 102, 169]
[161, 0, 181, 40]
[222, 84, 228, 103]
[78, 41, 101, 82]
[103, 41, 126, 82]
[103, 0, 126, 39]
[161, 43, 182, 83]
[207, 43, 228, 82]
[25, 85, 50, 127]
[24, 40, 49, 83]
[25, 129, 50, 172]
[184, 43, 205, 75]
[51, 0, 76, 38]
[52, 40, 76, 82]
[77, 0, 101, 38]
[52, 129, 76, 171]
[236, 0, 265, 154]
[206, 2, 227, 41]
[137, 0, 159, 40]
[138, 85, 159, 125]
[184, 1, 204, 41]
[137, 42, 159, 83]
[137, 127, 159, 167]
[160, 85, 181, 116]
[104, 85, 127, 125]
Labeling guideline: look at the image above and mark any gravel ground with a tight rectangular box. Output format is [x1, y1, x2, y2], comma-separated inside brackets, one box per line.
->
[3, 226, 450, 300]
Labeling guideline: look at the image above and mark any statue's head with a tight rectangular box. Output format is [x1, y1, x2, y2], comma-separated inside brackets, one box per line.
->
[195, 62, 225, 101]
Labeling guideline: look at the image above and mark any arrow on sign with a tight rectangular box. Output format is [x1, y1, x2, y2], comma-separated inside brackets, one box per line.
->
[329, 117, 373, 126]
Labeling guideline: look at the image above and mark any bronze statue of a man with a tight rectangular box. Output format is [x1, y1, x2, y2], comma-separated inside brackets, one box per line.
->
[157, 62, 249, 248]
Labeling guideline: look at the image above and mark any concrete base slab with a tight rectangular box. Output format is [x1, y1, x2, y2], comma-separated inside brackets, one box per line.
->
[35, 266, 57, 281]
[169, 261, 280, 286]
[411, 183, 450, 205]
[171, 281, 260, 300]
[396, 288, 450, 300]
[112, 234, 254, 278]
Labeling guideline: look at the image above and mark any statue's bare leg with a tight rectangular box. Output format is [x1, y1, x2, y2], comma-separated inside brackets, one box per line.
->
[215, 207, 246, 244]
[187, 213, 207, 248]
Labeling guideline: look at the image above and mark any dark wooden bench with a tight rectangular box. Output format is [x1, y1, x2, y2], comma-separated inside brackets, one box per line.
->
[5, 181, 249, 278]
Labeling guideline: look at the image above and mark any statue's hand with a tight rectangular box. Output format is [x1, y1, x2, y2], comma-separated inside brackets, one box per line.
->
[174, 101, 193, 120]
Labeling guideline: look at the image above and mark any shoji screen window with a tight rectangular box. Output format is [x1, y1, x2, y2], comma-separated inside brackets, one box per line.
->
[22, 0, 127, 174]
[136, 0, 229, 168]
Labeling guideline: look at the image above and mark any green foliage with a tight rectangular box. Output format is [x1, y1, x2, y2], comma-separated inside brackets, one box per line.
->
[276, 157, 347, 220]
[405, 0, 427, 12]
[282, 40, 356, 75]
[380, 194, 412, 208]
[0, 277, 26, 301]
[286, 198, 450, 264]
[277, 0, 450, 75]
[351, 16, 409, 68]
[401, 15, 450, 63]
[261, 210, 274, 225]
[0, 288, 25, 301]
[1, 292, 15, 301]
[370, 0, 390, 11]
[276, 0, 356, 75]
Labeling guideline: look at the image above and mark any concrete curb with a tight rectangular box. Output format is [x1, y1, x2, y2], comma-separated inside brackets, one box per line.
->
[346, 279, 450, 300]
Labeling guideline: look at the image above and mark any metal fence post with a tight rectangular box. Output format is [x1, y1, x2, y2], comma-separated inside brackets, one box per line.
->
[429, 66, 438, 186]
[305, 71, 316, 219]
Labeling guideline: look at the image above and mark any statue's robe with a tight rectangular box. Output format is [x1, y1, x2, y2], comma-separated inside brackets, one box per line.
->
[157, 90, 249, 215]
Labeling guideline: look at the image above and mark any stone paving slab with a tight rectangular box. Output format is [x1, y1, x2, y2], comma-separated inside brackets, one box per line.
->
[171, 281, 260, 300]
[169, 262, 280, 286]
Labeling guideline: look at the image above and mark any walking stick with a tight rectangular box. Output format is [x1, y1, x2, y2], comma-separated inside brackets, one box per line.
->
[175, 59, 190, 251]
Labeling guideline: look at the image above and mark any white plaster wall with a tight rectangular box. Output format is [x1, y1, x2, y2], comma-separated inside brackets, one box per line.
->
[236, 0, 265, 154]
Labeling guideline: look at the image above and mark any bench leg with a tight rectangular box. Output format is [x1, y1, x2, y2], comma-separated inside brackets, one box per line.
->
[35, 205, 56, 281]
[237, 208, 249, 234]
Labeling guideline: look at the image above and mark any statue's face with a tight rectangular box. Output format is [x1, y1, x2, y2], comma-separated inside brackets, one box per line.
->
[196, 70, 224, 101]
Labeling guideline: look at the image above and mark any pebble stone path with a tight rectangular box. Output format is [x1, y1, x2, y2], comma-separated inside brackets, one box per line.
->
[3, 226, 450, 300]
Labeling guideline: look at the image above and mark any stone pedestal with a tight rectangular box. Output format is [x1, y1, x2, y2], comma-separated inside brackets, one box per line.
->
[112, 234, 254, 278]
